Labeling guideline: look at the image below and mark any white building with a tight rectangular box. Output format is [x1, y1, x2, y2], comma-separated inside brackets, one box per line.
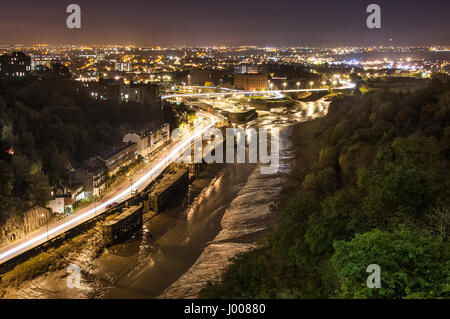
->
[123, 123, 170, 158]
[46, 197, 65, 214]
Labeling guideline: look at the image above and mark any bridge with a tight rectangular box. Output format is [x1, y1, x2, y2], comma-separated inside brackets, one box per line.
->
[161, 81, 356, 100]
[0, 81, 357, 267]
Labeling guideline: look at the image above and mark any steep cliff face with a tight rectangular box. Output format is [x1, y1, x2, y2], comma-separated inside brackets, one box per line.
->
[0, 205, 56, 248]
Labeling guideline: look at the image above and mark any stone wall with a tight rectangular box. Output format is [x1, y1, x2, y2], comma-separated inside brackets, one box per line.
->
[146, 168, 189, 213]
[0, 205, 54, 248]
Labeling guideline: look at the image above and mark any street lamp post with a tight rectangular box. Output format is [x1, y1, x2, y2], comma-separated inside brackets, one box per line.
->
[296, 82, 300, 90]
[283, 82, 287, 91]
[42, 212, 49, 240]
[94, 195, 97, 217]
[309, 81, 314, 90]
[129, 177, 133, 196]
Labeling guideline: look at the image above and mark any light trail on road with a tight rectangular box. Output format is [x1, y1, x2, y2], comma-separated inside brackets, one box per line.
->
[0, 112, 217, 264]
[0, 81, 356, 264]
[161, 81, 356, 100]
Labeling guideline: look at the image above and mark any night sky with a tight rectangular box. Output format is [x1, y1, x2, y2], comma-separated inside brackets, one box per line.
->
[1, 0, 449, 46]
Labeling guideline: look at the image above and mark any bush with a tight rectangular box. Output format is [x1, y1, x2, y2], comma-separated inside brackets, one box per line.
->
[332, 227, 450, 299]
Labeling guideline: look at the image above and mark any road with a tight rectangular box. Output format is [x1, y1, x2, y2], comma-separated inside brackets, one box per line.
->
[161, 81, 356, 100]
[0, 80, 357, 265]
[0, 111, 218, 265]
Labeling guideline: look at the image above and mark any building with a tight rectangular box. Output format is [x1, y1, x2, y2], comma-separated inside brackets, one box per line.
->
[123, 123, 170, 158]
[189, 69, 223, 86]
[120, 83, 162, 107]
[46, 197, 71, 215]
[234, 73, 268, 91]
[115, 62, 132, 72]
[31, 58, 52, 70]
[234, 65, 264, 75]
[84, 79, 162, 107]
[97, 53, 105, 61]
[70, 184, 86, 202]
[46, 183, 86, 215]
[73, 142, 138, 198]
[149, 123, 170, 153]
[92, 164, 107, 196]
[0, 52, 31, 77]
[97, 142, 137, 176]
[73, 158, 107, 197]
[87, 78, 123, 101]
[30, 52, 65, 70]
[233, 64, 268, 91]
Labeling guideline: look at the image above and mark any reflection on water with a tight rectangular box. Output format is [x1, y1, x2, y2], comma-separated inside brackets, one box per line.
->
[97, 98, 328, 298]
[159, 105, 304, 299]
[100, 162, 255, 298]
[0, 98, 329, 299]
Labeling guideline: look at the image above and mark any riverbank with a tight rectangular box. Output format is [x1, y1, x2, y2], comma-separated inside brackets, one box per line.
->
[0, 98, 329, 299]
[0, 163, 227, 298]
[0, 223, 106, 298]
[197, 118, 320, 298]
[99, 163, 231, 298]
[199, 80, 450, 299]
[159, 120, 301, 298]
[95, 99, 324, 298]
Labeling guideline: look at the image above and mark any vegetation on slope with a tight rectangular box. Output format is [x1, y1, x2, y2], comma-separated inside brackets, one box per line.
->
[200, 76, 450, 299]
[0, 74, 164, 221]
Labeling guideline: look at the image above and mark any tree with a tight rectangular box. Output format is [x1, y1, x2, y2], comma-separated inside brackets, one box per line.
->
[390, 135, 440, 169]
[426, 207, 450, 240]
[0, 75, 165, 221]
[200, 77, 450, 299]
[332, 228, 450, 299]
[302, 167, 337, 199]
[318, 147, 337, 169]
[306, 193, 364, 256]
[358, 166, 434, 225]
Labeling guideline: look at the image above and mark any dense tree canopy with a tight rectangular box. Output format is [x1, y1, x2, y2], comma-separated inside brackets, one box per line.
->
[332, 228, 450, 299]
[0, 75, 164, 221]
[200, 76, 450, 299]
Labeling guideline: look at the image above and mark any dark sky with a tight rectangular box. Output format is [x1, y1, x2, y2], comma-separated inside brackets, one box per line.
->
[1, 0, 449, 46]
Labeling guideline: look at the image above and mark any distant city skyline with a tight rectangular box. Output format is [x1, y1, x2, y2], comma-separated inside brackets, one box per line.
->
[0, 0, 449, 46]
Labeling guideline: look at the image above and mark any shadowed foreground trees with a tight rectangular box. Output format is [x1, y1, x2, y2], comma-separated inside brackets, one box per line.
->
[332, 228, 450, 299]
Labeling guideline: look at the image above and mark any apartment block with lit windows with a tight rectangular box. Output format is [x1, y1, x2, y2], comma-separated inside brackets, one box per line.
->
[0, 51, 31, 77]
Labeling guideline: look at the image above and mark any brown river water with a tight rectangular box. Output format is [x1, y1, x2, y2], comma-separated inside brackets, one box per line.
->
[1, 98, 329, 299]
